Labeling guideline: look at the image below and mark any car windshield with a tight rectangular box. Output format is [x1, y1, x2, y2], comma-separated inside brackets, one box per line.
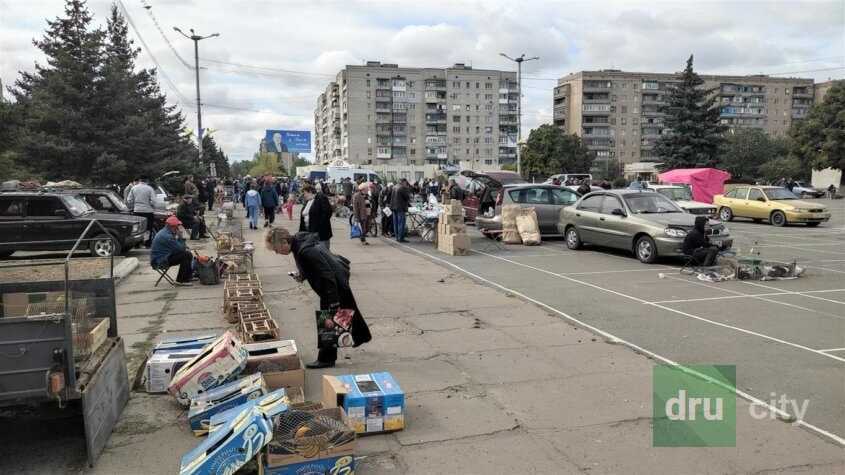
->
[623, 193, 683, 214]
[764, 188, 798, 200]
[656, 188, 693, 201]
[108, 192, 129, 211]
[61, 195, 93, 216]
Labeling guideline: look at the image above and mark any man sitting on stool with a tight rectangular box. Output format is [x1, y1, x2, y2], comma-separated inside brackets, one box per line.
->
[176, 195, 207, 240]
[151, 216, 194, 285]
[682, 216, 719, 267]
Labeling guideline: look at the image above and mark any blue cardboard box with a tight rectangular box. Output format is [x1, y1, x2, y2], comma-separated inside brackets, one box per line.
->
[322, 372, 405, 434]
[261, 407, 356, 475]
[208, 388, 289, 434]
[154, 334, 217, 353]
[188, 373, 267, 435]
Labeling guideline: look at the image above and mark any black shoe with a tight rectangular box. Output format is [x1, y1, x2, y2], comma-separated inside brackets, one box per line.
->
[305, 360, 335, 369]
[398, 239, 409, 243]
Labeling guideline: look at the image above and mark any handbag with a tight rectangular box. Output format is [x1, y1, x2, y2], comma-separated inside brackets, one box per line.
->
[315, 309, 355, 349]
[350, 222, 362, 239]
[383, 206, 392, 217]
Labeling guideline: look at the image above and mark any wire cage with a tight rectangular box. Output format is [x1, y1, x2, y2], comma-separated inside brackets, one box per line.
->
[270, 408, 356, 458]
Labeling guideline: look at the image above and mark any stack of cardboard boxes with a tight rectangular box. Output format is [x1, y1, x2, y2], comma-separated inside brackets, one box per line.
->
[437, 199, 471, 256]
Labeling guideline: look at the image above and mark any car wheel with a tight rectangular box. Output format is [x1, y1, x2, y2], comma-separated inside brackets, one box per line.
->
[565, 227, 583, 250]
[770, 210, 787, 227]
[806, 222, 821, 227]
[718, 207, 733, 222]
[635, 236, 658, 264]
[90, 233, 120, 257]
[0, 250, 13, 258]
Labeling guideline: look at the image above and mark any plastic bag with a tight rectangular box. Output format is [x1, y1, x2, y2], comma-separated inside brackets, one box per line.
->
[350, 222, 362, 239]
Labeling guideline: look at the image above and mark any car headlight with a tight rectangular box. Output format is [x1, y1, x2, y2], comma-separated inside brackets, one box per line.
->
[791, 208, 810, 213]
[664, 227, 687, 238]
[132, 223, 140, 232]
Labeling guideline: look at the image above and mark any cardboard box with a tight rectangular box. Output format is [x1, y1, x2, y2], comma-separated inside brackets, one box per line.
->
[322, 372, 405, 434]
[153, 334, 217, 353]
[207, 388, 289, 434]
[260, 357, 305, 395]
[244, 340, 299, 373]
[144, 349, 203, 393]
[180, 399, 276, 475]
[261, 407, 356, 475]
[439, 233, 471, 256]
[188, 373, 268, 435]
[168, 330, 249, 405]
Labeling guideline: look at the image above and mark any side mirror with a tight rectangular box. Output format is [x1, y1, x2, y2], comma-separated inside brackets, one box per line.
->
[756, 197, 766, 202]
[611, 208, 626, 217]
[53, 209, 68, 217]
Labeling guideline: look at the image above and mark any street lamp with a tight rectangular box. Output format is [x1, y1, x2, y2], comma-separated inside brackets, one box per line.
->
[500, 53, 538, 176]
[174, 27, 220, 176]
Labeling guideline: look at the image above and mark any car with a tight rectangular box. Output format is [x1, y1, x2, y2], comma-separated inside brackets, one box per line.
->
[558, 190, 733, 263]
[476, 184, 580, 237]
[53, 187, 171, 233]
[0, 190, 147, 258]
[644, 184, 717, 218]
[713, 186, 831, 227]
[457, 170, 527, 222]
[790, 181, 826, 199]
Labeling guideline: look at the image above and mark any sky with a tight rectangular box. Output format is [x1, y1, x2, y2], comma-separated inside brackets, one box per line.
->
[1, 0, 843, 164]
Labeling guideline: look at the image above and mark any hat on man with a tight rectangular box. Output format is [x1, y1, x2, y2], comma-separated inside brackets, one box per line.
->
[165, 216, 182, 227]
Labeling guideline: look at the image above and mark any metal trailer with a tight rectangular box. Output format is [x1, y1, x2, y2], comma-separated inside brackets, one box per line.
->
[0, 221, 129, 466]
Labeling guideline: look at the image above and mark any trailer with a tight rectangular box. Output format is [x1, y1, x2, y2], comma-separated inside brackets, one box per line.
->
[0, 221, 129, 466]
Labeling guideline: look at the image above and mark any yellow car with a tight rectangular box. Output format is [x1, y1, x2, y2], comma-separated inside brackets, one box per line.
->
[714, 186, 831, 227]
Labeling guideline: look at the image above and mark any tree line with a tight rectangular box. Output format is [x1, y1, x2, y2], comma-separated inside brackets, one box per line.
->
[520, 55, 844, 183]
[0, 0, 224, 186]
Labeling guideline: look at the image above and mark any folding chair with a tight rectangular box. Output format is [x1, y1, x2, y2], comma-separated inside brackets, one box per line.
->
[153, 263, 177, 287]
[679, 254, 699, 275]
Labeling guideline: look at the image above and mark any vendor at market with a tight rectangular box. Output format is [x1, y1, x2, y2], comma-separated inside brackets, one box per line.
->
[150, 216, 194, 285]
[682, 216, 719, 267]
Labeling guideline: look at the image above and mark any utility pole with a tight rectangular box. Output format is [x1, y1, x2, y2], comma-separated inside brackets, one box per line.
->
[174, 27, 219, 176]
[499, 53, 539, 176]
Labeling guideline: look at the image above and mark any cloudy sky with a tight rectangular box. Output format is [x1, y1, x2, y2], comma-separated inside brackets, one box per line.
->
[2, 0, 843, 163]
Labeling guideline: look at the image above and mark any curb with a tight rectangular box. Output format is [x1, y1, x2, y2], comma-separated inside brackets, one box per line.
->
[113, 257, 139, 285]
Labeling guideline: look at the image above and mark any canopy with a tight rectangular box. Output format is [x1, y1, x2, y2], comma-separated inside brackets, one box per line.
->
[657, 168, 731, 204]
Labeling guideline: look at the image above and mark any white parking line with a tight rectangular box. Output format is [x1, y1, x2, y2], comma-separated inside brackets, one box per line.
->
[739, 281, 845, 306]
[391, 241, 845, 446]
[565, 268, 674, 276]
[471, 249, 845, 361]
[651, 288, 845, 304]
[746, 243, 844, 256]
[806, 265, 845, 275]
[819, 348, 845, 353]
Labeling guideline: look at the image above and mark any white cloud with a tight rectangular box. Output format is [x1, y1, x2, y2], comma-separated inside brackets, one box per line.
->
[2, 0, 842, 165]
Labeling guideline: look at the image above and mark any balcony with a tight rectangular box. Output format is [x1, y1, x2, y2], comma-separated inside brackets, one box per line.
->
[424, 91, 447, 102]
[376, 151, 392, 159]
[641, 128, 662, 138]
[583, 94, 610, 103]
[425, 113, 447, 123]
[498, 136, 517, 147]
[425, 136, 446, 146]
[554, 106, 567, 121]
[375, 94, 392, 102]
[583, 81, 612, 92]
[425, 80, 447, 90]
[641, 95, 664, 105]
[499, 115, 518, 124]
[792, 87, 812, 98]
[375, 105, 392, 113]
[375, 114, 392, 124]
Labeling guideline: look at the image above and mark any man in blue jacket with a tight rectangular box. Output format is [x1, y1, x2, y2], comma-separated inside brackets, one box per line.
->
[151, 216, 194, 285]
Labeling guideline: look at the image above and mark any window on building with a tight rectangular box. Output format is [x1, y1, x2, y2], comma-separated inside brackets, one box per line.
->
[476, 82, 480, 89]
[484, 136, 492, 144]
[452, 126, 461, 133]
[466, 116, 471, 123]
[452, 115, 461, 123]
[466, 104, 471, 111]
[485, 93, 493, 100]
[485, 82, 492, 89]
[453, 81, 460, 88]
[466, 127, 470, 133]
[621, 118, 627, 125]
[612, 95, 617, 102]
[466, 81, 470, 88]
[410, 148, 416, 155]
[485, 126, 493, 134]
[485, 104, 493, 111]
[621, 105, 627, 114]
[368, 147, 372, 155]
[366, 79, 371, 87]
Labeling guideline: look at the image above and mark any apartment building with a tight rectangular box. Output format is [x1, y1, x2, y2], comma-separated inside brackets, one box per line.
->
[313, 61, 519, 168]
[553, 70, 815, 167]
[814, 80, 842, 104]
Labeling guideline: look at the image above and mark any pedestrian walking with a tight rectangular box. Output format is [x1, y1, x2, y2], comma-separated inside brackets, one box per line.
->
[205, 178, 216, 211]
[390, 179, 411, 243]
[380, 183, 394, 237]
[126, 175, 156, 247]
[265, 228, 371, 369]
[260, 180, 279, 228]
[352, 183, 370, 245]
[245, 184, 261, 230]
[283, 193, 296, 221]
[299, 184, 334, 250]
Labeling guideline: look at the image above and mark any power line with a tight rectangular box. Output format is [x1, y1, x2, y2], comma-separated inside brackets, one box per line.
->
[766, 66, 845, 76]
[117, 0, 192, 106]
[138, 0, 192, 69]
[198, 58, 336, 78]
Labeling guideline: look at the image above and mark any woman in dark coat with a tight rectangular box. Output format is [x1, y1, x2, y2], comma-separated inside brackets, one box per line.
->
[298, 184, 334, 249]
[266, 228, 371, 368]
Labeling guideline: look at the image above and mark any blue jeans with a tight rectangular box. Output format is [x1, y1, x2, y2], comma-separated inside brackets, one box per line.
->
[392, 211, 407, 241]
[247, 205, 258, 228]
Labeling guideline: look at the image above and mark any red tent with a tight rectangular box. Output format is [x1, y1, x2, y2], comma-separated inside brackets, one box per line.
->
[657, 168, 732, 204]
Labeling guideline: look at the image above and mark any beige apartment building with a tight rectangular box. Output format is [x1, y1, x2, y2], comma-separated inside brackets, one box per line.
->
[553, 70, 816, 167]
[314, 61, 519, 168]
[814, 79, 842, 104]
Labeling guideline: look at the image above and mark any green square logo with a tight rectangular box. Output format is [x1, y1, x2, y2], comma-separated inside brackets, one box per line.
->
[653, 364, 736, 447]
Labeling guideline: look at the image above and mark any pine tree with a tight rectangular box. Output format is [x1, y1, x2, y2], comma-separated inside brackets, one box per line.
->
[12, 0, 106, 181]
[654, 55, 726, 169]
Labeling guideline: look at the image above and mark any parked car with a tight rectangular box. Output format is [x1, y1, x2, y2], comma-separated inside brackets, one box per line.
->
[644, 184, 717, 218]
[476, 184, 580, 237]
[790, 181, 826, 199]
[54, 187, 171, 233]
[457, 170, 527, 222]
[0, 191, 146, 257]
[713, 186, 830, 227]
[558, 190, 733, 263]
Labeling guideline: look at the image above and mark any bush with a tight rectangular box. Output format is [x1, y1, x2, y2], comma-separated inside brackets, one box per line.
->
[612, 177, 628, 189]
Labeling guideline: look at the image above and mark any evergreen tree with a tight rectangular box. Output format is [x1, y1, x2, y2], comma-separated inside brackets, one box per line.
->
[520, 124, 594, 179]
[12, 0, 106, 181]
[202, 135, 231, 178]
[790, 80, 845, 171]
[654, 55, 726, 169]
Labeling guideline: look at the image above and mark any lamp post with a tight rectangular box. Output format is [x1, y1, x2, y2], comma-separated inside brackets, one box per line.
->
[174, 27, 219, 175]
[499, 53, 538, 176]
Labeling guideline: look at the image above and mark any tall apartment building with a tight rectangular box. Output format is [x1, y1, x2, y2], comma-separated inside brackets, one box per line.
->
[553, 70, 815, 167]
[814, 80, 842, 104]
[314, 61, 519, 168]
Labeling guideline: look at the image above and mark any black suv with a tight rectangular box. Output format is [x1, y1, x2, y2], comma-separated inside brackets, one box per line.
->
[0, 191, 147, 258]
[53, 187, 171, 234]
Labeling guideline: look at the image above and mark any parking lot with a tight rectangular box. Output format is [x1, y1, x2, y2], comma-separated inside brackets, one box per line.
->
[400, 198, 845, 445]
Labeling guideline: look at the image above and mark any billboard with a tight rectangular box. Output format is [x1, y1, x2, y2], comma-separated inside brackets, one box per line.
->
[265, 130, 311, 153]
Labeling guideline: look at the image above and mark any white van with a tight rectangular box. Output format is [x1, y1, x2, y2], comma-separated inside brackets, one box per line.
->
[324, 164, 381, 184]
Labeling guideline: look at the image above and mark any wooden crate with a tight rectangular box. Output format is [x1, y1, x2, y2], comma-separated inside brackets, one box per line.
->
[239, 308, 273, 324]
[73, 318, 109, 360]
[226, 274, 260, 284]
[225, 300, 265, 324]
[240, 317, 280, 343]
